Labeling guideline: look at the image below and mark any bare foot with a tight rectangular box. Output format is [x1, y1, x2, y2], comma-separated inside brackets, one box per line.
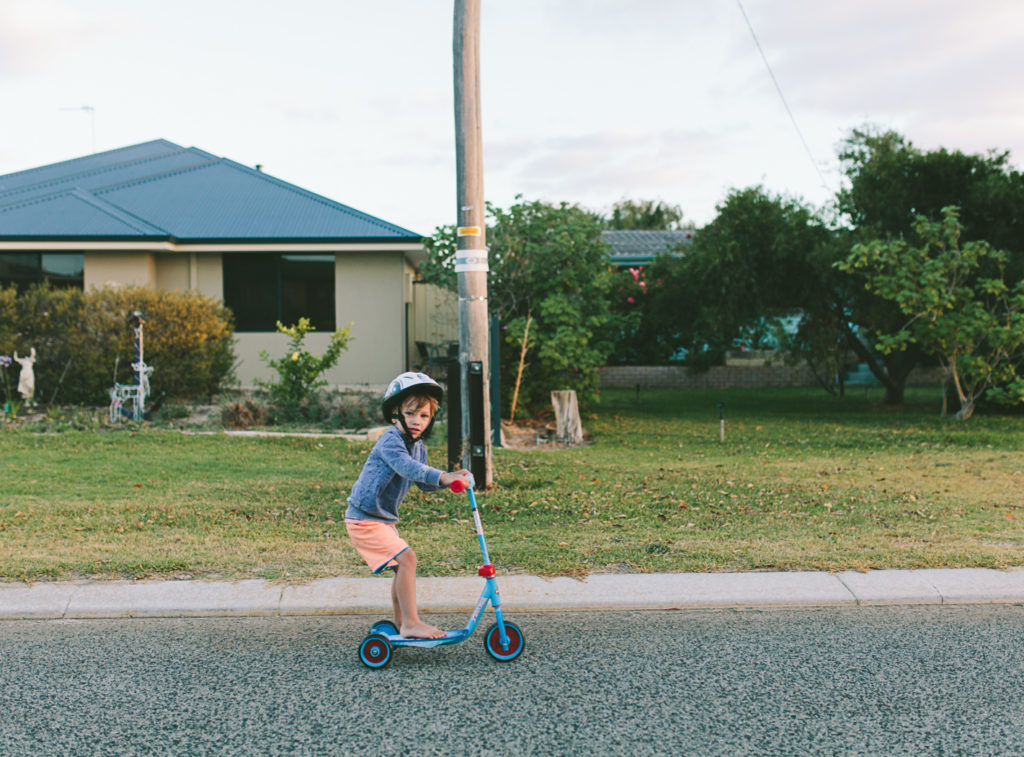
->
[400, 620, 445, 639]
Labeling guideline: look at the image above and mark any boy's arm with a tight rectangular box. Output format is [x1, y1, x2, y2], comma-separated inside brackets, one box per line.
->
[378, 432, 444, 487]
[421, 469, 473, 492]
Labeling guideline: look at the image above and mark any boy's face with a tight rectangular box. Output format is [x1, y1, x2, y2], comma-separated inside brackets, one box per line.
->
[398, 399, 434, 438]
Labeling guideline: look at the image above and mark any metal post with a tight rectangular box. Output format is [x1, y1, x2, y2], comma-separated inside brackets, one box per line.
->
[447, 367, 462, 471]
[468, 361, 487, 484]
[490, 315, 501, 448]
[130, 311, 147, 421]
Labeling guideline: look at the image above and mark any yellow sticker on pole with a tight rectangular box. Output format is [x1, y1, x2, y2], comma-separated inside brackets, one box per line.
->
[457, 226, 481, 236]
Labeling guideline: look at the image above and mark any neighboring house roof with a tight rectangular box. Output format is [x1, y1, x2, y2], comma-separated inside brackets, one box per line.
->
[0, 139, 420, 243]
[601, 229, 694, 267]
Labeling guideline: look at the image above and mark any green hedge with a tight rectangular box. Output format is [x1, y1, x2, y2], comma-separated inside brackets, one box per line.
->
[0, 284, 235, 405]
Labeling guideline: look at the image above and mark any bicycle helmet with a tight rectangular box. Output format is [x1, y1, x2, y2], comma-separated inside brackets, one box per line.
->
[382, 372, 445, 445]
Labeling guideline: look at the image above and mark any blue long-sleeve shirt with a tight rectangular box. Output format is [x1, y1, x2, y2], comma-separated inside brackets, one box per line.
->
[345, 425, 444, 523]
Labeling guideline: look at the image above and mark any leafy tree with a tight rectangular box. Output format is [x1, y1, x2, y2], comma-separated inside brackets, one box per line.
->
[839, 207, 1024, 419]
[642, 187, 842, 372]
[688, 188, 832, 337]
[835, 127, 1024, 401]
[838, 127, 1024, 278]
[600, 183, 936, 403]
[605, 199, 688, 230]
[421, 198, 615, 414]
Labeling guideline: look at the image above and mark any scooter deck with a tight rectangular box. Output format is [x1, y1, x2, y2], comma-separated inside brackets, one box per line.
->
[384, 628, 472, 649]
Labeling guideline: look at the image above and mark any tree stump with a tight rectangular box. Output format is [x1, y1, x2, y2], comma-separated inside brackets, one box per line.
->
[551, 390, 583, 445]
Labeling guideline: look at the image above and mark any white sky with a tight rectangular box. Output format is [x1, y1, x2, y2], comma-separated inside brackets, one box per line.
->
[1, 0, 1022, 236]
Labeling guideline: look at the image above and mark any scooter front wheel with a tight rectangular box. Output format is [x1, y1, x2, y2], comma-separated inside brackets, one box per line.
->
[483, 621, 525, 662]
[359, 633, 393, 668]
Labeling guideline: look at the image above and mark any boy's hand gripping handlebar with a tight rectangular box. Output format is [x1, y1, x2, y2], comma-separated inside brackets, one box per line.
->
[449, 474, 475, 493]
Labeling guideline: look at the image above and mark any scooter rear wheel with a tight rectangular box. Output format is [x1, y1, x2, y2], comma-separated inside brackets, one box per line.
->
[483, 621, 525, 662]
[359, 633, 393, 668]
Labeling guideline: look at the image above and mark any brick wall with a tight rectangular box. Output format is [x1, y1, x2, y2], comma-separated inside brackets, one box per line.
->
[599, 364, 817, 390]
[599, 364, 946, 390]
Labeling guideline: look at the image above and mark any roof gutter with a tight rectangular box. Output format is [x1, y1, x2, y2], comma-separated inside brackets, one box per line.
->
[0, 237, 428, 266]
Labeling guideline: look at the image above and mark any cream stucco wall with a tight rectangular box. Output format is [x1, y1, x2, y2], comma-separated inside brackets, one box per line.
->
[84, 252, 156, 290]
[154, 254, 188, 291]
[153, 252, 222, 298]
[85, 251, 223, 299]
[337, 250, 406, 384]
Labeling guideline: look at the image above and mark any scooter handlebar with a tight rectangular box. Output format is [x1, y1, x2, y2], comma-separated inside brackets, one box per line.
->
[449, 474, 475, 493]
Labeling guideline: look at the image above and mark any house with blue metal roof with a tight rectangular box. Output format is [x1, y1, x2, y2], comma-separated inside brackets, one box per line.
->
[0, 140, 456, 387]
[601, 229, 694, 267]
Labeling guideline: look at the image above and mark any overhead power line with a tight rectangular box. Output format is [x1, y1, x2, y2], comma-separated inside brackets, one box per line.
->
[735, 0, 830, 192]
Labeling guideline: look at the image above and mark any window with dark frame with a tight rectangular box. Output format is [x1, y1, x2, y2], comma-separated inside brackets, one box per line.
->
[223, 253, 336, 332]
[0, 253, 84, 289]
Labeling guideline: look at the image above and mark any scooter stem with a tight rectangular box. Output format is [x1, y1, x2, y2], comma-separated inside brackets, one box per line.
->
[450, 479, 493, 571]
[468, 486, 493, 567]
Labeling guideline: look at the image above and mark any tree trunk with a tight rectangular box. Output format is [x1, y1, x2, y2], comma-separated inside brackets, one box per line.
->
[508, 312, 531, 422]
[551, 390, 583, 445]
[954, 397, 975, 420]
[842, 323, 919, 404]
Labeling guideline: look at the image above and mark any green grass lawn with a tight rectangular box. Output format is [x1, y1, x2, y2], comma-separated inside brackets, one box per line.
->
[2, 386, 1022, 581]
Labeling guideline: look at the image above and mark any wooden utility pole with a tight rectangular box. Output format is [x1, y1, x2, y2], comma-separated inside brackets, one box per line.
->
[453, 0, 493, 487]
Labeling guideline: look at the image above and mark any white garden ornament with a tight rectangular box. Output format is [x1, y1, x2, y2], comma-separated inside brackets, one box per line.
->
[13, 348, 36, 405]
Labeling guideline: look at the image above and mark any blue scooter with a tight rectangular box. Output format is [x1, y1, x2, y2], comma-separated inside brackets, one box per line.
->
[358, 478, 525, 668]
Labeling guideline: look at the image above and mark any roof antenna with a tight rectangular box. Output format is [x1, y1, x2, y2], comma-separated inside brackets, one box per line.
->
[60, 105, 96, 153]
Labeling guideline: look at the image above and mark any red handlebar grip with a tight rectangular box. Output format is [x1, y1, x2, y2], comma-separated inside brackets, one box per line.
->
[450, 479, 466, 493]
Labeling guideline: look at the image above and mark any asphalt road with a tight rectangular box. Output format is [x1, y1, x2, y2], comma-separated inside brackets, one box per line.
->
[2, 605, 1023, 756]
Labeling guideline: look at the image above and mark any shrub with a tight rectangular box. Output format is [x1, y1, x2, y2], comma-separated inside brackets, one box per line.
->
[317, 389, 379, 429]
[256, 318, 352, 420]
[108, 286, 236, 400]
[0, 283, 236, 404]
[221, 397, 269, 429]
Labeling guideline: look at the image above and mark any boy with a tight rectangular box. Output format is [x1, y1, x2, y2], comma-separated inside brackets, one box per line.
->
[345, 372, 470, 639]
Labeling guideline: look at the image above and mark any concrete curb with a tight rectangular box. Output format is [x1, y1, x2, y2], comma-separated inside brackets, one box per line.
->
[2, 568, 1023, 621]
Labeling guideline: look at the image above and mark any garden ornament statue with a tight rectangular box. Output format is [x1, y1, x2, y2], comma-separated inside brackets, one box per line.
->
[109, 311, 153, 423]
[13, 348, 36, 406]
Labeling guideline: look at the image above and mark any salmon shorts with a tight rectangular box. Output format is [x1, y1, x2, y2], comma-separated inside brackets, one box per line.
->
[345, 519, 410, 575]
